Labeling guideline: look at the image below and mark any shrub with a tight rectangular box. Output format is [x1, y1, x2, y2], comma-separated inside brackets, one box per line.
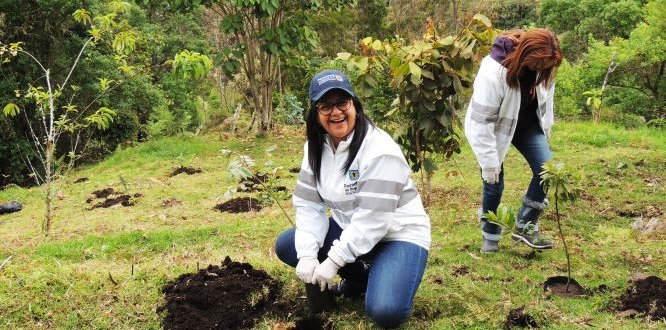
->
[273, 92, 304, 125]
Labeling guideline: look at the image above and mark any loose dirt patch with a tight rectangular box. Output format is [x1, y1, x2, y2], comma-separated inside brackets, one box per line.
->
[86, 187, 142, 209]
[543, 276, 585, 297]
[505, 306, 538, 328]
[90, 188, 115, 200]
[214, 197, 262, 213]
[161, 198, 183, 207]
[169, 166, 202, 177]
[289, 167, 300, 173]
[617, 275, 666, 321]
[91, 193, 142, 209]
[452, 265, 469, 277]
[158, 257, 330, 330]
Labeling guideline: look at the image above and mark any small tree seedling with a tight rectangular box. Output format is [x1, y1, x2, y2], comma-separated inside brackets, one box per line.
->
[221, 145, 293, 226]
[540, 160, 582, 292]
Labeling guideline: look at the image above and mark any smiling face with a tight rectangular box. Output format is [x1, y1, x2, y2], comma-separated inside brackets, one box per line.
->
[316, 89, 356, 148]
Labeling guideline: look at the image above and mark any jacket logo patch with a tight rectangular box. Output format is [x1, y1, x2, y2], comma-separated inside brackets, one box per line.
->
[348, 169, 359, 181]
[344, 181, 358, 195]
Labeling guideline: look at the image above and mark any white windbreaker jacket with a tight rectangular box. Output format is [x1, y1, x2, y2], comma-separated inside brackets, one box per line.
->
[464, 55, 555, 170]
[293, 125, 431, 266]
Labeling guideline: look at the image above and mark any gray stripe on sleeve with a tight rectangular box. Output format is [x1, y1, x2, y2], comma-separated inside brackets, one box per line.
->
[358, 179, 404, 196]
[334, 199, 356, 212]
[358, 196, 397, 212]
[294, 184, 322, 203]
[494, 116, 515, 136]
[397, 187, 419, 208]
[298, 171, 317, 187]
[470, 100, 499, 123]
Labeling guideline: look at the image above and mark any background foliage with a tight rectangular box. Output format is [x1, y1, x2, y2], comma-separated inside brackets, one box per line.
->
[1, 0, 664, 187]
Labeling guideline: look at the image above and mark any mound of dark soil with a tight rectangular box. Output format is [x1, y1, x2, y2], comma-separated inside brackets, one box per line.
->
[91, 188, 116, 200]
[617, 275, 666, 321]
[214, 197, 262, 213]
[505, 306, 538, 328]
[170, 166, 202, 177]
[87, 187, 143, 209]
[159, 256, 328, 330]
[90, 193, 142, 209]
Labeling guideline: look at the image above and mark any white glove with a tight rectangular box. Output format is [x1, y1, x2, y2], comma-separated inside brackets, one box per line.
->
[482, 167, 501, 184]
[311, 258, 341, 291]
[296, 257, 319, 284]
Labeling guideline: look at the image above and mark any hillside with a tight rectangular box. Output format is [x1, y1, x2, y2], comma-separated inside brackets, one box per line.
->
[0, 121, 664, 329]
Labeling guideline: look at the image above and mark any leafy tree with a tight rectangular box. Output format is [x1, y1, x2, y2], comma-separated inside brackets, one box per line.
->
[540, 0, 644, 60]
[0, 2, 137, 235]
[555, 0, 665, 121]
[340, 15, 498, 204]
[171, 0, 352, 136]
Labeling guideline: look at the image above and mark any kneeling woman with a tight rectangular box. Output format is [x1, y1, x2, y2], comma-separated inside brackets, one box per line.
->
[275, 69, 431, 328]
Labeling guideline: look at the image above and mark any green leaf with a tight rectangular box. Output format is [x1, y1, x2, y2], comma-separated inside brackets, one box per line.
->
[3, 103, 20, 117]
[424, 158, 438, 174]
[473, 13, 492, 28]
[336, 52, 351, 61]
[72, 9, 92, 26]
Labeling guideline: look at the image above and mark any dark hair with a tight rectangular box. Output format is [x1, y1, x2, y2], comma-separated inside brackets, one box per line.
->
[306, 95, 373, 183]
[502, 28, 563, 89]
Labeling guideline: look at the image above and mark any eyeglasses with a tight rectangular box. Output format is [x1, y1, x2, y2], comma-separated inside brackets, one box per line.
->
[316, 98, 352, 115]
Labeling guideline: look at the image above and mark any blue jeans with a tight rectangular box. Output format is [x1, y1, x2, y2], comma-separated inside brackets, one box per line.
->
[275, 218, 429, 329]
[481, 125, 552, 240]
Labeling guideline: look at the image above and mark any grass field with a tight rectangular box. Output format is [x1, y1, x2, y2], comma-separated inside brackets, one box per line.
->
[0, 121, 664, 329]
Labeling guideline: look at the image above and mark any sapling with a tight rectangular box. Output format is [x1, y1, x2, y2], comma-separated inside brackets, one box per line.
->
[484, 205, 517, 231]
[221, 145, 293, 226]
[539, 161, 581, 291]
[485, 206, 551, 255]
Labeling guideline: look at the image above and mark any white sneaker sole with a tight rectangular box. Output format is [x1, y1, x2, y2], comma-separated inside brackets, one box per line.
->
[511, 233, 553, 250]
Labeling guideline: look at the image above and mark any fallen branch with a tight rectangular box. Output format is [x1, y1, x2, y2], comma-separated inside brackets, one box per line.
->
[108, 272, 118, 285]
[0, 255, 12, 270]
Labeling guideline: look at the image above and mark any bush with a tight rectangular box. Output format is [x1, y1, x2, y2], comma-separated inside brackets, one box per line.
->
[273, 92, 304, 125]
[554, 60, 586, 119]
[610, 112, 646, 129]
[646, 118, 666, 129]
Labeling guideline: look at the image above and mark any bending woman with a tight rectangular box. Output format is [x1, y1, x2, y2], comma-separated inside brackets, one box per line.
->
[465, 29, 563, 253]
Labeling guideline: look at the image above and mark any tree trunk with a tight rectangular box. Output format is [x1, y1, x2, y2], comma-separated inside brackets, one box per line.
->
[595, 51, 617, 123]
[451, 0, 460, 31]
[44, 140, 53, 236]
[258, 83, 274, 136]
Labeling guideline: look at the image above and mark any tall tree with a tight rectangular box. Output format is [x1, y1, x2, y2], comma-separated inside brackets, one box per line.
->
[173, 0, 351, 136]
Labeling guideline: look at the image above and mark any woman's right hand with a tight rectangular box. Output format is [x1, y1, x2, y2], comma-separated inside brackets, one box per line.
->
[296, 257, 319, 284]
[482, 167, 501, 184]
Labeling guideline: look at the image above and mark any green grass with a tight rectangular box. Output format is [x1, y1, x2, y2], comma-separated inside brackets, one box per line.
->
[0, 122, 664, 329]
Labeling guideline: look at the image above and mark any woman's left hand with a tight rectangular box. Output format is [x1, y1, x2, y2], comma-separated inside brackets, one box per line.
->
[312, 258, 341, 291]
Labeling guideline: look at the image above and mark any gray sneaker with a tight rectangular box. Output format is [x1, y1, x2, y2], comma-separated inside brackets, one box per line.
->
[511, 227, 553, 250]
[480, 238, 499, 253]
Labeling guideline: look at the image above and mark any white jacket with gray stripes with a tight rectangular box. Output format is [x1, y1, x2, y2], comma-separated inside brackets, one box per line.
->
[293, 125, 431, 266]
[464, 55, 555, 170]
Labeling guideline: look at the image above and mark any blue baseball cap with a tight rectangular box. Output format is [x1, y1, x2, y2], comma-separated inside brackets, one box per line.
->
[308, 69, 355, 103]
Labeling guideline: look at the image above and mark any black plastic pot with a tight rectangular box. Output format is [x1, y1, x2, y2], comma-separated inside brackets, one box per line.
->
[305, 283, 336, 313]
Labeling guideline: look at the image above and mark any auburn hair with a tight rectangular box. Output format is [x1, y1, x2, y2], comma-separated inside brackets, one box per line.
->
[502, 28, 562, 89]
